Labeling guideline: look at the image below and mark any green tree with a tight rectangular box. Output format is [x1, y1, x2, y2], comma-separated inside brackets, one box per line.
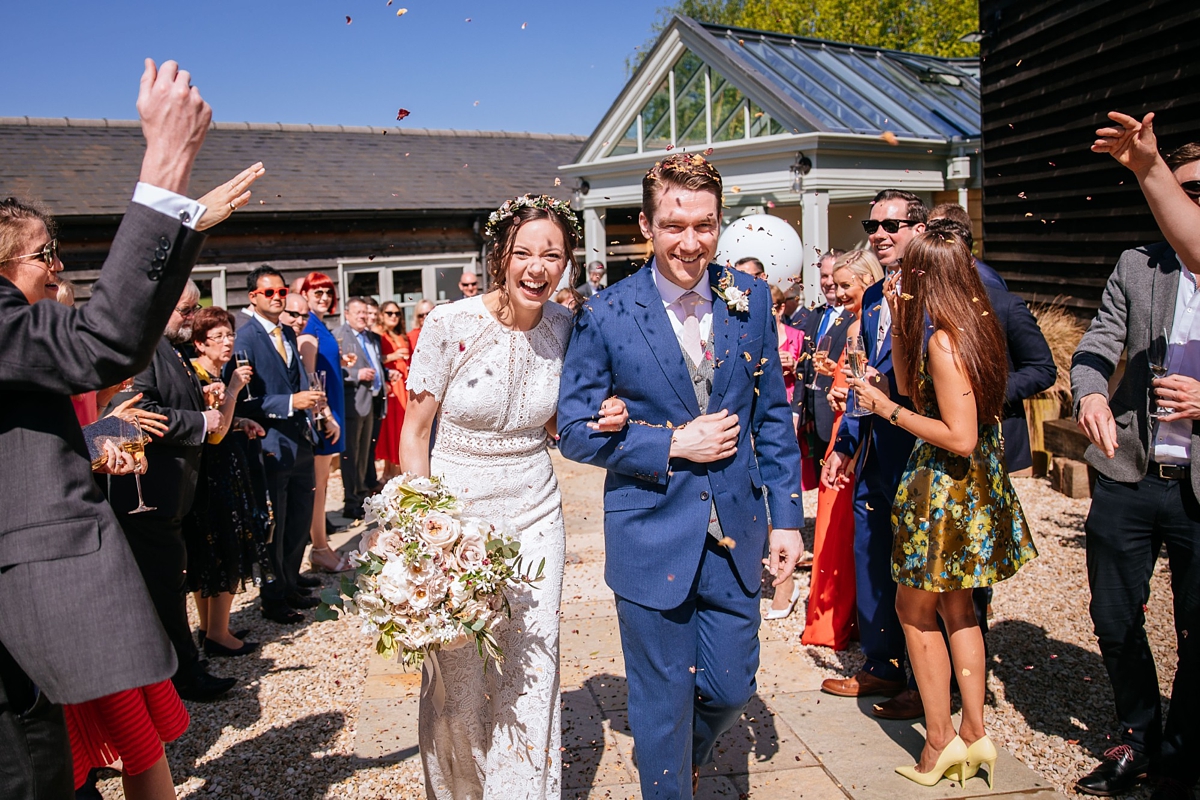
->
[634, 0, 978, 68]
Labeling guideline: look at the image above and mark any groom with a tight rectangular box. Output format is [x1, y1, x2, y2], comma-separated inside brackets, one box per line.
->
[558, 154, 804, 799]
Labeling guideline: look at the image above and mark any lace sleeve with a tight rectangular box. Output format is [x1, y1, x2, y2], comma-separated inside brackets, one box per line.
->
[406, 307, 456, 402]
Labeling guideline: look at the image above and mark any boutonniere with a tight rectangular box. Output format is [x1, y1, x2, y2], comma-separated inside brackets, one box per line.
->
[713, 267, 750, 314]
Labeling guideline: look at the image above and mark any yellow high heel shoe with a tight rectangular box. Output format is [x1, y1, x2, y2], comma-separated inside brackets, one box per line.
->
[961, 736, 998, 789]
[896, 735, 969, 786]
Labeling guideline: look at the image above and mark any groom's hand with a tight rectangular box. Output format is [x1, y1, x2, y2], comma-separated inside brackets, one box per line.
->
[765, 528, 804, 586]
[669, 409, 740, 462]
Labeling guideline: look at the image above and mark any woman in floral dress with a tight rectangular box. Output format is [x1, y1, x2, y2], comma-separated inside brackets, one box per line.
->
[850, 231, 1036, 789]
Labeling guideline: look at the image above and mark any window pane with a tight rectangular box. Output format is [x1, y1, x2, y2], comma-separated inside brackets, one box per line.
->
[769, 117, 787, 136]
[608, 118, 639, 156]
[750, 101, 770, 138]
[710, 67, 745, 143]
[642, 77, 672, 151]
[676, 61, 707, 146]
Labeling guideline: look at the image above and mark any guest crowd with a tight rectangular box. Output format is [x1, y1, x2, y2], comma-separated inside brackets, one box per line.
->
[0, 60, 1195, 800]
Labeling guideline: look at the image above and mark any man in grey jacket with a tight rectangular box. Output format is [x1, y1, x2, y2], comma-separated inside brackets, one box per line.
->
[0, 60, 212, 799]
[1071, 144, 1200, 800]
[334, 297, 387, 519]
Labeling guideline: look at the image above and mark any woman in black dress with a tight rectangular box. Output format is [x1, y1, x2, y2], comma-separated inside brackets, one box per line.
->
[185, 307, 269, 657]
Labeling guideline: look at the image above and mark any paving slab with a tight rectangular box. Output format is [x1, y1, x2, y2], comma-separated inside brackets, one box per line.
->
[772, 690, 1063, 799]
[561, 613, 624, 662]
[353, 696, 420, 761]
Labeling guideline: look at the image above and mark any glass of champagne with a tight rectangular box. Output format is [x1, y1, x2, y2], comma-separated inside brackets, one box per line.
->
[309, 371, 328, 422]
[235, 351, 254, 401]
[845, 334, 871, 418]
[122, 418, 156, 514]
[1150, 328, 1173, 419]
[812, 334, 833, 383]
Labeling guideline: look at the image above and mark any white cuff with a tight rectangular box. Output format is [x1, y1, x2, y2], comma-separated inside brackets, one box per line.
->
[132, 182, 206, 229]
[287, 397, 294, 417]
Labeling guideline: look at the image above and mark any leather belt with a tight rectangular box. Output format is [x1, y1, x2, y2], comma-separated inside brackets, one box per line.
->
[1149, 460, 1189, 481]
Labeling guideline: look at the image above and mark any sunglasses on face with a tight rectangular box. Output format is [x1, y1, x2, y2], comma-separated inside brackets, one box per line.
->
[460, 281, 478, 288]
[382, 310, 400, 317]
[11, 238, 59, 266]
[861, 219, 917, 235]
[309, 288, 334, 298]
[1182, 180, 1200, 199]
[253, 287, 289, 299]
[416, 312, 428, 320]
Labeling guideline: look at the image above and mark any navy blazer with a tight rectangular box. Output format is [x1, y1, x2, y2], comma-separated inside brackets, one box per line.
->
[558, 262, 803, 610]
[832, 281, 917, 490]
[230, 317, 313, 469]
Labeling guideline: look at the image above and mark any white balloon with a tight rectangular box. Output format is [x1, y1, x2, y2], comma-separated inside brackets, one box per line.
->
[715, 213, 805, 291]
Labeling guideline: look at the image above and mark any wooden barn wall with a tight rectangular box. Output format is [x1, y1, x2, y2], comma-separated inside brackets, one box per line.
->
[57, 212, 483, 300]
[979, 0, 1200, 315]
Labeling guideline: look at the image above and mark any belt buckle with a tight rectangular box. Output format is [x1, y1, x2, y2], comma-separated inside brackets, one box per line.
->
[1157, 462, 1183, 480]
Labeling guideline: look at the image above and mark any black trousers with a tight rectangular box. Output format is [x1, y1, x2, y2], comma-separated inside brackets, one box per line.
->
[261, 442, 315, 607]
[0, 641, 72, 799]
[1086, 471, 1199, 783]
[119, 514, 199, 672]
[340, 402, 375, 517]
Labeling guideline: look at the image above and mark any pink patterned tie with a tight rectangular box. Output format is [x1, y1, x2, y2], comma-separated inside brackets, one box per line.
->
[680, 291, 704, 365]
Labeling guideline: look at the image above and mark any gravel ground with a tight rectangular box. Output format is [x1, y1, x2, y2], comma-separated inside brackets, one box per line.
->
[97, 473, 1178, 799]
[764, 476, 1177, 799]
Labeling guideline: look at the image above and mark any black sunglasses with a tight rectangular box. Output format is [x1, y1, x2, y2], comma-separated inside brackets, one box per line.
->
[382, 310, 401, 316]
[1182, 180, 1200, 199]
[861, 219, 918, 235]
[11, 238, 59, 266]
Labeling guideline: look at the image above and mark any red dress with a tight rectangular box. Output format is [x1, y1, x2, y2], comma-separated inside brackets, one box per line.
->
[375, 330, 410, 466]
[63, 680, 189, 788]
[801, 353, 858, 650]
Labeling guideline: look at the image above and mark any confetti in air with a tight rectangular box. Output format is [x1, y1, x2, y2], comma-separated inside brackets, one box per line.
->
[345, 15, 352, 24]
[396, 108, 411, 121]
[396, 7, 407, 16]
[521, 21, 528, 29]
[880, 131, 899, 146]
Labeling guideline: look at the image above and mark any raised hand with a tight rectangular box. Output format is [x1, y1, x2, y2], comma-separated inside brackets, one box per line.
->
[136, 59, 212, 195]
[195, 162, 267, 231]
[669, 409, 740, 463]
[1092, 111, 1160, 176]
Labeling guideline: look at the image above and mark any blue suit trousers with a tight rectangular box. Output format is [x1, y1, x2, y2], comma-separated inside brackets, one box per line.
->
[853, 456, 908, 683]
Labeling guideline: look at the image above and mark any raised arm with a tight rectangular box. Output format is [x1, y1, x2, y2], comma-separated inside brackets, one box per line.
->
[1094, 112, 1200, 269]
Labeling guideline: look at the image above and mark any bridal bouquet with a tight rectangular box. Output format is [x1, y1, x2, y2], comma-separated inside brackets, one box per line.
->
[317, 474, 543, 670]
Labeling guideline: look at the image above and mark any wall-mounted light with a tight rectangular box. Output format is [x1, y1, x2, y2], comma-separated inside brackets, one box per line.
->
[571, 179, 590, 211]
[790, 152, 813, 193]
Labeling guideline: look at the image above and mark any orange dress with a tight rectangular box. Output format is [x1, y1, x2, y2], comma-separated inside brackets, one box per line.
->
[801, 352, 858, 649]
[375, 330, 410, 466]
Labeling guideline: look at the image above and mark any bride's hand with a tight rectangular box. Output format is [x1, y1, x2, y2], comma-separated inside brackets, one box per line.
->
[587, 396, 629, 432]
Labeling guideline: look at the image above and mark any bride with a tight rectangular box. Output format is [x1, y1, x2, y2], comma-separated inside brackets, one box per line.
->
[400, 195, 627, 800]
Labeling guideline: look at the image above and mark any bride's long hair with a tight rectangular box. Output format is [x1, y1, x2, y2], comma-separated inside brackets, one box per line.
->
[486, 205, 581, 312]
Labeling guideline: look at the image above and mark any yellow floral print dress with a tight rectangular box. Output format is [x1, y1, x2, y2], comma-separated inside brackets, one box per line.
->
[891, 355, 1037, 591]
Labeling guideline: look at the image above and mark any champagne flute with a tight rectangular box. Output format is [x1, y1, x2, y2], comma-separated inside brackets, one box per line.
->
[845, 334, 871, 418]
[309, 371, 328, 422]
[235, 351, 255, 401]
[803, 337, 820, 389]
[122, 418, 156, 514]
[812, 334, 833, 382]
[1149, 327, 1173, 419]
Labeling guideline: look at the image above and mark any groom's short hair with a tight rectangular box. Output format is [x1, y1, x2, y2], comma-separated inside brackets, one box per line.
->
[642, 154, 723, 222]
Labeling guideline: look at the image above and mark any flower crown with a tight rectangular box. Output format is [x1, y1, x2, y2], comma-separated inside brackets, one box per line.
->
[484, 194, 582, 241]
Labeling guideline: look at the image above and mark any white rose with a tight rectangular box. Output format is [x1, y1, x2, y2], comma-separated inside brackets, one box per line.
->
[454, 536, 488, 572]
[448, 577, 473, 607]
[407, 476, 439, 497]
[420, 512, 461, 550]
[377, 560, 412, 605]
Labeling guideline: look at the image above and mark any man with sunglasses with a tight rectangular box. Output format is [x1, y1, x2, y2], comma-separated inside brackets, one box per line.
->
[458, 269, 480, 299]
[820, 189, 924, 717]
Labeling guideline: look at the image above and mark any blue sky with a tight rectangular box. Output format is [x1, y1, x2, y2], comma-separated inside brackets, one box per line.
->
[3, 1, 665, 135]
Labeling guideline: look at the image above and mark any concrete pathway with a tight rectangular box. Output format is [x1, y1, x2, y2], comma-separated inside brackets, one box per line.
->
[352, 454, 1065, 799]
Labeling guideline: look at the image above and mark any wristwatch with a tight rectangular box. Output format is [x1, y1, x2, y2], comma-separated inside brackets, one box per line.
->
[889, 405, 902, 424]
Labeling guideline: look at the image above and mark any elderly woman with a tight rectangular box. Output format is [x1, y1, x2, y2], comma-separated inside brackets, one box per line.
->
[184, 306, 268, 657]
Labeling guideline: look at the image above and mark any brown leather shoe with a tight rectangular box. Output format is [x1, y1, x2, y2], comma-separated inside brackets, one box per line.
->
[821, 670, 906, 697]
[692, 765, 699, 794]
[872, 688, 925, 720]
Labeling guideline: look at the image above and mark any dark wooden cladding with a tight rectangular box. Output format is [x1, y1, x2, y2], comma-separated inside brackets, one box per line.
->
[980, 0, 1200, 314]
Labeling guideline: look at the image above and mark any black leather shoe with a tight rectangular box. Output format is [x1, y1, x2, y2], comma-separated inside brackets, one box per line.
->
[1150, 778, 1197, 800]
[285, 592, 320, 609]
[1075, 745, 1151, 796]
[198, 628, 250, 646]
[262, 605, 304, 624]
[203, 638, 259, 658]
[297, 574, 322, 589]
[172, 667, 236, 702]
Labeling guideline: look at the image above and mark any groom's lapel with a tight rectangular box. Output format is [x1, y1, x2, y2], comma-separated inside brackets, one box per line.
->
[633, 264, 702, 416]
[707, 262, 739, 410]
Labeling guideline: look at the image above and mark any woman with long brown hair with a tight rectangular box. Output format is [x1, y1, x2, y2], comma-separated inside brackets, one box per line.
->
[850, 232, 1037, 789]
[373, 299, 409, 481]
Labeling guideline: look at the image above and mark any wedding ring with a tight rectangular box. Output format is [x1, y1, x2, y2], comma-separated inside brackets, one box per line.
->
[229, 201, 237, 211]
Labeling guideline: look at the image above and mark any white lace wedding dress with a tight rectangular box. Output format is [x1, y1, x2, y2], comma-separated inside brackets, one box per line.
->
[406, 295, 571, 800]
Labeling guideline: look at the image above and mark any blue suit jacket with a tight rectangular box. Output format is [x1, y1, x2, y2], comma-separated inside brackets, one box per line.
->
[832, 282, 917, 492]
[558, 262, 803, 610]
[230, 317, 313, 470]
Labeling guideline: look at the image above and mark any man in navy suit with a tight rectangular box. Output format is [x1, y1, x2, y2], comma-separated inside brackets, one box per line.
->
[558, 155, 804, 800]
[792, 250, 848, 473]
[231, 266, 326, 624]
[820, 189, 924, 713]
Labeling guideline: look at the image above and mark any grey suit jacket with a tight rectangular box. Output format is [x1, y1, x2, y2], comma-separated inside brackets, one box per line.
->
[1071, 241, 1200, 498]
[333, 323, 384, 418]
[0, 202, 205, 703]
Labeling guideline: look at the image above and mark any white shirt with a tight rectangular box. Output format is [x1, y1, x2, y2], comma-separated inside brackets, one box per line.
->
[131, 182, 206, 228]
[652, 262, 713, 348]
[1153, 269, 1200, 464]
[251, 310, 296, 417]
